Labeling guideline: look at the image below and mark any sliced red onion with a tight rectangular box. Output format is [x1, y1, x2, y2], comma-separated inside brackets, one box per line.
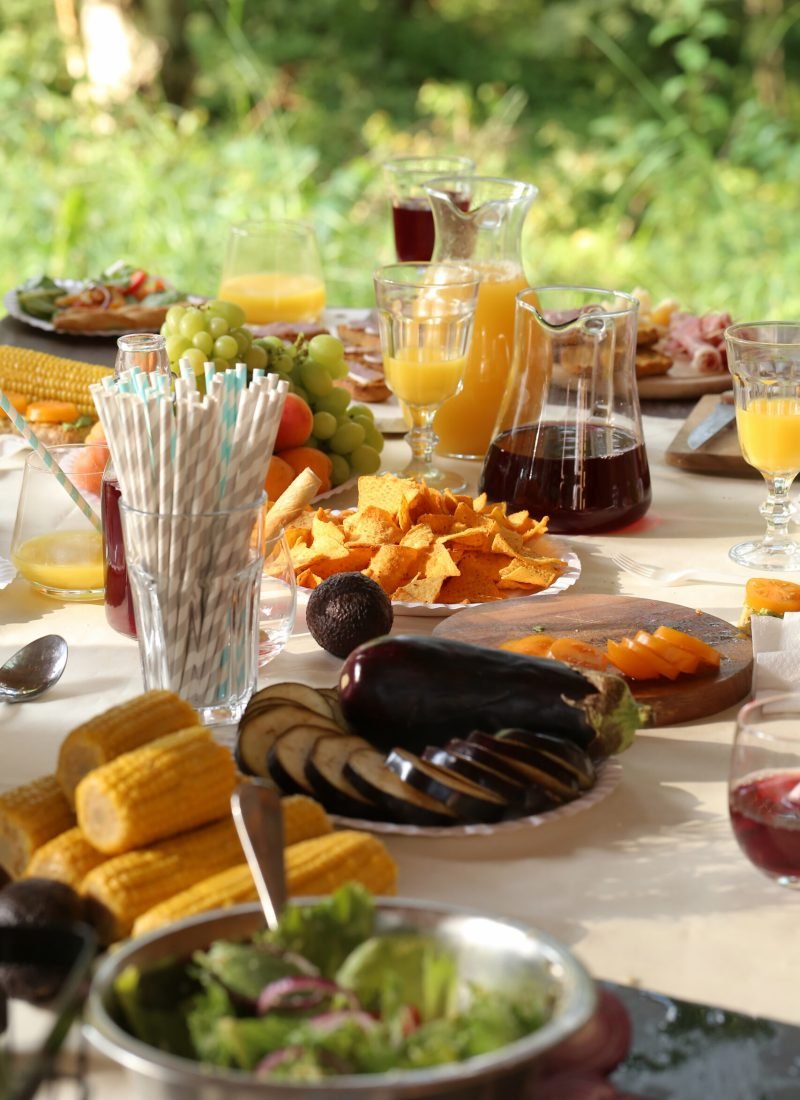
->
[86, 282, 112, 309]
[256, 1046, 307, 1075]
[257, 976, 344, 1016]
[539, 988, 632, 1077]
[307, 1009, 378, 1036]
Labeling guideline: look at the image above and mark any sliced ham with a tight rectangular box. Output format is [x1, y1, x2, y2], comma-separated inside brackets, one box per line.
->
[660, 310, 732, 374]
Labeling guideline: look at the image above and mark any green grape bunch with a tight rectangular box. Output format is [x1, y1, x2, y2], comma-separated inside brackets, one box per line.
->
[254, 332, 385, 485]
[160, 299, 269, 377]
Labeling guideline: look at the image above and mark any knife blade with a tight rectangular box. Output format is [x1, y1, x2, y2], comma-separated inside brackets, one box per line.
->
[686, 397, 736, 450]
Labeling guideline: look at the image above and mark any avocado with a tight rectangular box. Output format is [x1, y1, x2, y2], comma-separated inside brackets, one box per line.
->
[306, 572, 393, 658]
[0, 878, 85, 1004]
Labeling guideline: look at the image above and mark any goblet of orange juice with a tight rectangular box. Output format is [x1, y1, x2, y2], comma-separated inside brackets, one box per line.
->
[374, 262, 480, 492]
[11, 443, 106, 601]
[726, 322, 800, 571]
[218, 220, 326, 325]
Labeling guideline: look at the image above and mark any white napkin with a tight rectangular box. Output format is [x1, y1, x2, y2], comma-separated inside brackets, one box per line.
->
[750, 611, 800, 696]
[0, 435, 27, 459]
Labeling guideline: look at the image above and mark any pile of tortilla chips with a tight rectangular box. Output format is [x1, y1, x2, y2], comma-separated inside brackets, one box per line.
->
[283, 475, 568, 605]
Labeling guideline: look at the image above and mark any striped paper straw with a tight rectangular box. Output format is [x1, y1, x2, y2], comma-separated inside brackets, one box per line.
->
[0, 387, 102, 533]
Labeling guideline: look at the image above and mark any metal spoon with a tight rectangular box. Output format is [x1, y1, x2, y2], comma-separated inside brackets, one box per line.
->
[0, 635, 68, 704]
[231, 781, 287, 931]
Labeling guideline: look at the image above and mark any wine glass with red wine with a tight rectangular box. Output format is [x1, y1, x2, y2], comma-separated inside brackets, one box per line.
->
[383, 155, 475, 261]
[729, 693, 800, 888]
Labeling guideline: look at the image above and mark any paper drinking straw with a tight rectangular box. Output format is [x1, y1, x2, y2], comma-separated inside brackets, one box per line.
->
[0, 387, 102, 533]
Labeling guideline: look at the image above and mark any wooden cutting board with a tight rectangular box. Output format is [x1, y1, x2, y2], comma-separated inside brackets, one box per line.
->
[638, 358, 732, 400]
[665, 394, 757, 477]
[433, 593, 752, 727]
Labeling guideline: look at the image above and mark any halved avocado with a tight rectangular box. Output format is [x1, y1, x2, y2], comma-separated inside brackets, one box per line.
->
[494, 728, 596, 791]
[305, 734, 382, 820]
[466, 732, 581, 802]
[422, 746, 526, 804]
[343, 750, 459, 828]
[386, 749, 508, 823]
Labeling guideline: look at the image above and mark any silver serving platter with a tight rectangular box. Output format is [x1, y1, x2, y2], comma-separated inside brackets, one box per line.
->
[86, 898, 595, 1100]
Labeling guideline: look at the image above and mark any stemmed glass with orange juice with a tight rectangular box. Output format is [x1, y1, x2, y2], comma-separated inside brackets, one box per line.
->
[725, 322, 800, 571]
[218, 220, 326, 325]
[374, 262, 480, 491]
[424, 177, 538, 460]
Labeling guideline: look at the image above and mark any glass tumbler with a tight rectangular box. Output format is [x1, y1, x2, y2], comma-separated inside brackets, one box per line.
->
[383, 154, 476, 262]
[258, 530, 297, 670]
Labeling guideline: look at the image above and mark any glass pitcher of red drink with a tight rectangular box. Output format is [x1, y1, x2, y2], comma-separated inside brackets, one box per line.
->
[102, 333, 170, 637]
[480, 286, 651, 534]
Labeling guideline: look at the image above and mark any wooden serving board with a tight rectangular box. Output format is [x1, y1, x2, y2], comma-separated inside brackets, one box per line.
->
[665, 394, 758, 477]
[638, 357, 733, 400]
[433, 593, 753, 727]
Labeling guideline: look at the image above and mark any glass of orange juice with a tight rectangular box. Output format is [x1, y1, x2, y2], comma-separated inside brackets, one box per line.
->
[11, 443, 106, 601]
[374, 261, 480, 491]
[218, 220, 326, 325]
[726, 322, 800, 571]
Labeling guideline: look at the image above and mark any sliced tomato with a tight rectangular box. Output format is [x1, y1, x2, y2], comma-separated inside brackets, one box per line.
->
[652, 625, 721, 669]
[607, 639, 656, 680]
[125, 269, 148, 296]
[634, 630, 699, 675]
[500, 634, 556, 657]
[745, 577, 800, 615]
[548, 637, 610, 671]
[623, 637, 680, 680]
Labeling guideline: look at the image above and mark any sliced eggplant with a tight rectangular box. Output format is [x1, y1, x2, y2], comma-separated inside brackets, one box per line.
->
[316, 688, 348, 729]
[244, 683, 335, 722]
[339, 635, 647, 760]
[466, 732, 580, 802]
[444, 739, 562, 815]
[266, 724, 337, 796]
[305, 735, 382, 820]
[386, 748, 508, 824]
[235, 704, 342, 777]
[422, 746, 526, 804]
[344, 750, 459, 828]
[495, 728, 596, 791]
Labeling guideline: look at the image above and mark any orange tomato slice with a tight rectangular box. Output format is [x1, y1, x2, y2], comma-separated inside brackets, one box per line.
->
[500, 634, 556, 657]
[26, 400, 79, 424]
[633, 630, 700, 675]
[623, 637, 680, 680]
[744, 578, 800, 615]
[547, 637, 610, 671]
[607, 638, 658, 680]
[652, 625, 721, 669]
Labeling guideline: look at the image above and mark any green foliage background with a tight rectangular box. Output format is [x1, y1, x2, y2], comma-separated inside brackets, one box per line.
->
[3, 0, 800, 314]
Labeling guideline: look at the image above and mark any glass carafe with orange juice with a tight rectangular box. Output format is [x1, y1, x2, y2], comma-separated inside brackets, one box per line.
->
[218, 220, 326, 325]
[424, 176, 538, 460]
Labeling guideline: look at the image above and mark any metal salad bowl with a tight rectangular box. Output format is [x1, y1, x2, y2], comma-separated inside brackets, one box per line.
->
[85, 898, 595, 1100]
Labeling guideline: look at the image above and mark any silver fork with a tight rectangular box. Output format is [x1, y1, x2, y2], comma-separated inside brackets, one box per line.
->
[611, 552, 742, 587]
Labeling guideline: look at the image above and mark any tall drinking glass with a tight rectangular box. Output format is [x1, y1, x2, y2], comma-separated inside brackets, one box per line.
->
[725, 322, 800, 571]
[383, 155, 475, 262]
[729, 694, 800, 888]
[374, 261, 480, 491]
[218, 220, 326, 325]
[258, 530, 297, 670]
[102, 333, 170, 638]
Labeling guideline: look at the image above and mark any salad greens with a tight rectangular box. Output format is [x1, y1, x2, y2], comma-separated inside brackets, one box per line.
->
[14, 264, 184, 321]
[113, 884, 550, 1082]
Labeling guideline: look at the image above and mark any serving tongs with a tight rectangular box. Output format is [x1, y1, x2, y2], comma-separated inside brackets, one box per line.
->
[230, 782, 288, 931]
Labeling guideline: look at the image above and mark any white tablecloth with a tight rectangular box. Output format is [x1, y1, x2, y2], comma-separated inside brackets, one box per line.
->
[1, 411, 797, 1094]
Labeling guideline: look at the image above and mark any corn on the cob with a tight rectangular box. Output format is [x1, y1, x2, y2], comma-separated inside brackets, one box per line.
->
[286, 830, 397, 897]
[281, 794, 332, 846]
[25, 826, 107, 887]
[0, 346, 113, 418]
[132, 830, 397, 937]
[57, 690, 199, 805]
[0, 776, 75, 878]
[81, 816, 244, 942]
[76, 727, 236, 855]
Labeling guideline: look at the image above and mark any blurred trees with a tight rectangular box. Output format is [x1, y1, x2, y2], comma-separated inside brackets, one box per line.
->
[2, 0, 800, 310]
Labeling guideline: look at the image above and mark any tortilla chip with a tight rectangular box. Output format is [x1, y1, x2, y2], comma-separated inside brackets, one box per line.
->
[357, 474, 420, 516]
[296, 568, 322, 589]
[399, 523, 437, 551]
[392, 575, 446, 603]
[343, 506, 401, 547]
[313, 546, 374, 579]
[311, 516, 346, 544]
[365, 544, 426, 595]
[498, 557, 563, 589]
[424, 541, 461, 579]
[439, 525, 492, 550]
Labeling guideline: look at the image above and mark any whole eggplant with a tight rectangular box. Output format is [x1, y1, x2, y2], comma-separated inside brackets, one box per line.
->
[338, 635, 648, 760]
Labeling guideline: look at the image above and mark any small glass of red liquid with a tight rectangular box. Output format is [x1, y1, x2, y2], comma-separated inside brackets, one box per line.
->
[729, 693, 800, 888]
[383, 155, 475, 262]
